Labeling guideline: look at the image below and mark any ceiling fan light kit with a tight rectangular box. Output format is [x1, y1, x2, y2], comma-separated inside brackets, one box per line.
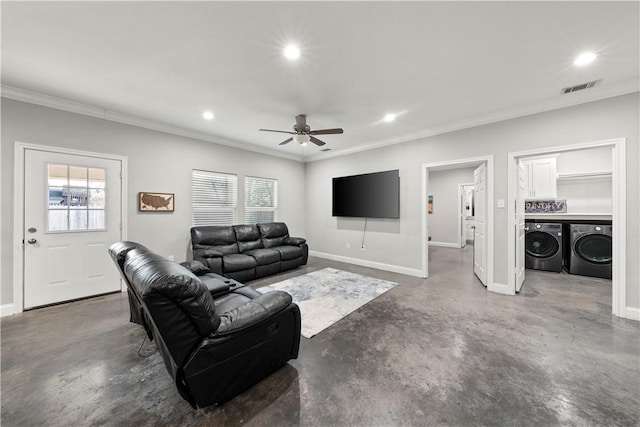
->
[259, 114, 343, 148]
[294, 134, 311, 144]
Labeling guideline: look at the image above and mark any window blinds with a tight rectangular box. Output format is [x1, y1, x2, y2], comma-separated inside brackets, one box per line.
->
[244, 176, 277, 224]
[192, 169, 237, 226]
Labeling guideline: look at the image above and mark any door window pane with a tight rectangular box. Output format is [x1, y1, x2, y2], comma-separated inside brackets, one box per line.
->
[47, 164, 106, 232]
[89, 189, 106, 208]
[69, 210, 88, 230]
[88, 168, 106, 188]
[88, 210, 106, 229]
[48, 210, 68, 232]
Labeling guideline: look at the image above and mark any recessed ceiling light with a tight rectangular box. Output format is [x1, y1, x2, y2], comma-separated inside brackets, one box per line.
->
[383, 113, 396, 122]
[284, 45, 301, 60]
[202, 111, 214, 120]
[574, 52, 597, 66]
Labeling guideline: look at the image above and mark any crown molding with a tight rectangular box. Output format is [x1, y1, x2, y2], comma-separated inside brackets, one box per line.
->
[305, 78, 639, 162]
[3, 80, 637, 164]
[0, 85, 303, 163]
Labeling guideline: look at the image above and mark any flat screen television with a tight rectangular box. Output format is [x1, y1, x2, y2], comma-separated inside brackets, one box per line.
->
[332, 170, 399, 218]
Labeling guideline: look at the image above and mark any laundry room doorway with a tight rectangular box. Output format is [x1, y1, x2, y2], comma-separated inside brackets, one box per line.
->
[507, 138, 627, 318]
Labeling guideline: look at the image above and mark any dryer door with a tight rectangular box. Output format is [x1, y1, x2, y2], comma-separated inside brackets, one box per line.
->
[526, 231, 560, 259]
[575, 234, 612, 264]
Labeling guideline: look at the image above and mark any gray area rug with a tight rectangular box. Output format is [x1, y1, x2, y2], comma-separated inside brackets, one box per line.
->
[259, 267, 397, 338]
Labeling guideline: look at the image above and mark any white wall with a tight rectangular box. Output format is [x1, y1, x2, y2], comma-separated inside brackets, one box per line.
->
[305, 93, 640, 309]
[1, 99, 307, 305]
[428, 167, 475, 245]
[556, 146, 613, 214]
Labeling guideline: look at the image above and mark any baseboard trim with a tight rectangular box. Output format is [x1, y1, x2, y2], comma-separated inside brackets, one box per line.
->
[429, 241, 461, 248]
[489, 282, 513, 295]
[1, 303, 15, 317]
[624, 306, 640, 321]
[309, 251, 424, 278]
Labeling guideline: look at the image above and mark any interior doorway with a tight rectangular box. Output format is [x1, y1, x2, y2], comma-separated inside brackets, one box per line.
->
[422, 156, 495, 291]
[507, 138, 628, 318]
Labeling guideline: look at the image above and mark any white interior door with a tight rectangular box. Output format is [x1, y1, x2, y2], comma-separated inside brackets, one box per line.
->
[515, 160, 527, 292]
[24, 149, 123, 309]
[473, 164, 487, 286]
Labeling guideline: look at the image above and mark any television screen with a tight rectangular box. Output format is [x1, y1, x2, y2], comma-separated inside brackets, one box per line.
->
[332, 170, 399, 218]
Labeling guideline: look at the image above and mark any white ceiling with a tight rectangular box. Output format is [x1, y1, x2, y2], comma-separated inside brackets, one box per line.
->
[2, 2, 638, 162]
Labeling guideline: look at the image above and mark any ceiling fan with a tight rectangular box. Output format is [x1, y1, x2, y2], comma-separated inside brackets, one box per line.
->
[259, 114, 343, 146]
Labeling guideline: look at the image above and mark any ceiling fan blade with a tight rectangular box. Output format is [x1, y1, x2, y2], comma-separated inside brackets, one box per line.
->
[309, 136, 326, 146]
[259, 128, 296, 134]
[279, 137, 293, 146]
[309, 128, 344, 135]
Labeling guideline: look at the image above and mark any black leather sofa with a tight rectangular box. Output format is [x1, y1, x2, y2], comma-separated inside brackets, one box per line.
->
[190, 222, 308, 282]
[108, 241, 301, 408]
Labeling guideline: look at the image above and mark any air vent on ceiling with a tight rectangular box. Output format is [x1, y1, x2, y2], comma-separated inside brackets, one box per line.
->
[562, 79, 601, 94]
[320, 148, 331, 152]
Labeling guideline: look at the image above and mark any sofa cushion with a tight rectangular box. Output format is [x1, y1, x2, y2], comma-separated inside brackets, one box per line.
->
[234, 224, 263, 252]
[274, 245, 303, 261]
[223, 254, 258, 273]
[257, 222, 289, 248]
[191, 226, 239, 255]
[243, 248, 281, 266]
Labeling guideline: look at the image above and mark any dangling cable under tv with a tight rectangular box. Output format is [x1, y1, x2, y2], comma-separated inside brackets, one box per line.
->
[332, 169, 400, 218]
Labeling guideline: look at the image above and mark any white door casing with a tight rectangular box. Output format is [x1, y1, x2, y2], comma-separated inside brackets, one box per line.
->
[473, 163, 487, 286]
[457, 184, 466, 248]
[515, 160, 526, 292]
[22, 147, 123, 309]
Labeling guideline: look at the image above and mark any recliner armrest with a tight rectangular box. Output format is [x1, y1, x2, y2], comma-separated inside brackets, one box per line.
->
[284, 237, 306, 246]
[214, 291, 293, 335]
[180, 260, 211, 275]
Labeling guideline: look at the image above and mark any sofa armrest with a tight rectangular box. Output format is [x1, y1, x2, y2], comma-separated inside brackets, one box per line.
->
[214, 291, 293, 335]
[180, 260, 211, 276]
[284, 236, 306, 246]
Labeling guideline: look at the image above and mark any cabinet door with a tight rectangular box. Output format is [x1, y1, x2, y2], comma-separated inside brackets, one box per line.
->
[523, 157, 557, 199]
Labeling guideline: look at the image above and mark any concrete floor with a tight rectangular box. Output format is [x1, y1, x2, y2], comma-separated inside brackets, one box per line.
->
[2, 246, 639, 426]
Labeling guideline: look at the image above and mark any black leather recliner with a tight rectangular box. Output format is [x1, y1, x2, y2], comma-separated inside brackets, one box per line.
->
[108, 241, 301, 408]
[191, 222, 308, 282]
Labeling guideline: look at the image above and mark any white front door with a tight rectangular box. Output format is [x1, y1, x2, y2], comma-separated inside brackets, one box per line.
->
[473, 163, 487, 286]
[515, 160, 527, 292]
[23, 149, 123, 309]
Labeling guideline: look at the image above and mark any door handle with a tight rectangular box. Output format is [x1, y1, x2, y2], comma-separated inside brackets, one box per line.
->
[27, 238, 37, 244]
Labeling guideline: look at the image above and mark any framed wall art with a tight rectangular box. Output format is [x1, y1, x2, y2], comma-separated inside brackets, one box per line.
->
[138, 192, 174, 212]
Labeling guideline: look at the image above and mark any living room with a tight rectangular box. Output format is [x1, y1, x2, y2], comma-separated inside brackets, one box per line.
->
[1, 2, 639, 426]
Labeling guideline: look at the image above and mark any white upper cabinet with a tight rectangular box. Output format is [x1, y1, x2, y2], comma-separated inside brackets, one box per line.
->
[522, 157, 557, 199]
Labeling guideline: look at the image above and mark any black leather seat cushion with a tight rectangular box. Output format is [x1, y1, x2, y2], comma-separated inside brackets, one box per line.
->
[223, 254, 257, 273]
[244, 248, 280, 265]
[275, 245, 303, 261]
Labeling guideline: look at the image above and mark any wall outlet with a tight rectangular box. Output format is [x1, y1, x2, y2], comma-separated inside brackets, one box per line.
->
[167, 255, 174, 261]
[346, 243, 351, 250]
